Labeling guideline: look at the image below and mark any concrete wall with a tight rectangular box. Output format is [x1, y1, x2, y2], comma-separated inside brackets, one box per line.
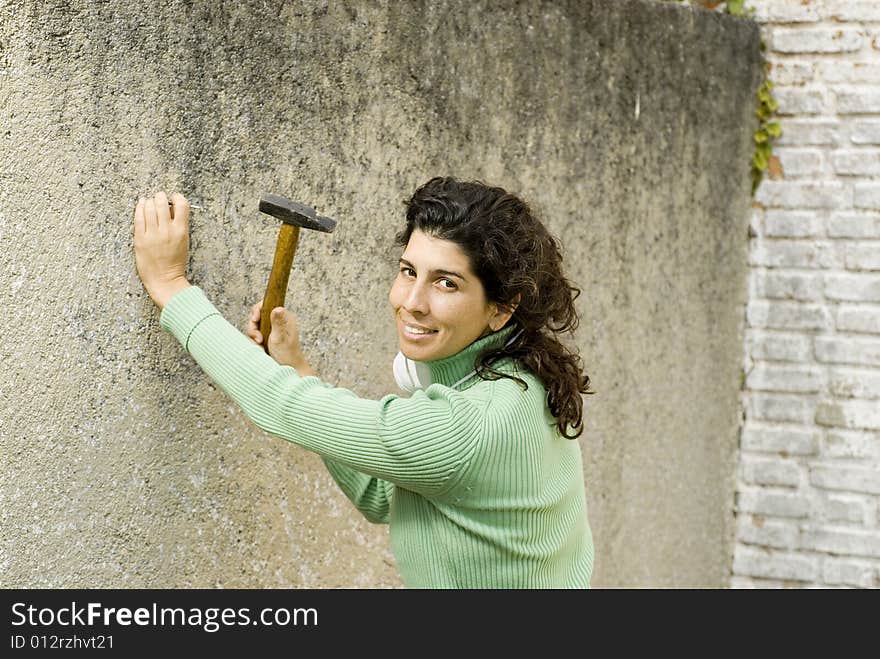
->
[735, 0, 880, 588]
[0, 0, 761, 587]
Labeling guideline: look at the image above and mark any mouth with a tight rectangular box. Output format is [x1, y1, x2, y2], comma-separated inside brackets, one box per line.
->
[399, 319, 439, 338]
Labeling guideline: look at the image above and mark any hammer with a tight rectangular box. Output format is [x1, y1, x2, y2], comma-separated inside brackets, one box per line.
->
[258, 193, 337, 352]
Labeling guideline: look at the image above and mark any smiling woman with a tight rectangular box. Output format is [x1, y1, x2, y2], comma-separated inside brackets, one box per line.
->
[391, 177, 592, 439]
[390, 230, 514, 362]
[134, 176, 594, 588]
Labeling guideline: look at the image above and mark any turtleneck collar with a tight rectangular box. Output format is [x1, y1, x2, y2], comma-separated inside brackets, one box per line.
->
[423, 325, 516, 389]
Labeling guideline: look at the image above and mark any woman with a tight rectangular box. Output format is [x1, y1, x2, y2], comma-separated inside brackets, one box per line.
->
[134, 176, 593, 588]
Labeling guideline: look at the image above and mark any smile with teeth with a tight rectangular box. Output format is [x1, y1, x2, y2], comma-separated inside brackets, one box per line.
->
[403, 323, 438, 336]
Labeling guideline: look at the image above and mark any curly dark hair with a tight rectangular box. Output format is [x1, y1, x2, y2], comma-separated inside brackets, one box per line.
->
[397, 176, 592, 439]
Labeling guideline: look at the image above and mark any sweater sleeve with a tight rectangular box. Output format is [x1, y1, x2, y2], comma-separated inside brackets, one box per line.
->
[159, 286, 485, 497]
[321, 458, 394, 524]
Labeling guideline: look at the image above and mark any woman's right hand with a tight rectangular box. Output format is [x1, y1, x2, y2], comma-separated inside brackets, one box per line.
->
[246, 300, 313, 374]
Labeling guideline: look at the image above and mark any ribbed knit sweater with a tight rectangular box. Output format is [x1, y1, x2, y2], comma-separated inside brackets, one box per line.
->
[160, 286, 593, 588]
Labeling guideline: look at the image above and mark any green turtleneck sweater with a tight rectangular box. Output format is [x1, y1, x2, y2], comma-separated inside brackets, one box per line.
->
[160, 286, 593, 588]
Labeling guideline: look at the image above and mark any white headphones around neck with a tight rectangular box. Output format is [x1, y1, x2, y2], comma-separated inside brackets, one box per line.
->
[392, 329, 523, 393]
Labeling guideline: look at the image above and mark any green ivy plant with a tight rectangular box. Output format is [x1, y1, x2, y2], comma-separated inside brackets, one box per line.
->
[753, 80, 782, 194]
[662, 0, 752, 15]
[724, 0, 753, 17]
[662, 1, 779, 195]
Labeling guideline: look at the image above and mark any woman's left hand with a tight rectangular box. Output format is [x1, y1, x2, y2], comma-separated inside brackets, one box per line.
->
[134, 191, 192, 310]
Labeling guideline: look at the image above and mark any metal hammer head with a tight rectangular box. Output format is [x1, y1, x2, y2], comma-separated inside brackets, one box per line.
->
[259, 193, 337, 233]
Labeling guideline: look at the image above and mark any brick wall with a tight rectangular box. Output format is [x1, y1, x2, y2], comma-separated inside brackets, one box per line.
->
[736, 0, 880, 588]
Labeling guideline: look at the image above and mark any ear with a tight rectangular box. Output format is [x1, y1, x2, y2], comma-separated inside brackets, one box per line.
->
[488, 293, 521, 332]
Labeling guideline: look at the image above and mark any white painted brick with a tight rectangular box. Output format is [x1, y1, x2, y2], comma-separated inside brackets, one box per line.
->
[746, 363, 824, 393]
[741, 424, 818, 456]
[854, 183, 880, 210]
[730, 6, 880, 574]
[764, 211, 824, 238]
[733, 546, 818, 581]
[829, 366, 880, 398]
[818, 61, 880, 85]
[845, 244, 880, 271]
[748, 267, 760, 298]
[811, 464, 880, 494]
[828, 213, 880, 238]
[828, 240, 848, 270]
[833, 150, 880, 176]
[837, 88, 880, 114]
[756, 181, 848, 209]
[769, 60, 815, 86]
[753, 0, 820, 24]
[804, 583, 851, 589]
[772, 27, 864, 54]
[737, 486, 810, 518]
[837, 305, 880, 333]
[851, 121, 880, 145]
[816, 493, 868, 524]
[749, 392, 815, 424]
[825, 273, 880, 302]
[747, 301, 832, 331]
[729, 576, 786, 589]
[801, 527, 880, 558]
[815, 335, 880, 367]
[746, 301, 769, 329]
[749, 211, 764, 247]
[837, 306, 880, 336]
[815, 399, 880, 430]
[728, 576, 754, 589]
[775, 87, 827, 115]
[823, 1, 880, 23]
[776, 120, 841, 146]
[740, 454, 802, 487]
[736, 515, 799, 549]
[747, 331, 812, 362]
[756, 271, 823, 301]
[750, 240, 837, 268]
[777, 148, 824, 177]
[822, 558, 876, 588]
[822, 429, 880, 459]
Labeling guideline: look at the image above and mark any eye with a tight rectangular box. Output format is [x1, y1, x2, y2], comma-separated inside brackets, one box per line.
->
[400, 266, 416, 278]
[438, 278, 457, 290]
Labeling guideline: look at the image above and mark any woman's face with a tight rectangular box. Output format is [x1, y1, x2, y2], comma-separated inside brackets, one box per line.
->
[389, 229, 511, 362]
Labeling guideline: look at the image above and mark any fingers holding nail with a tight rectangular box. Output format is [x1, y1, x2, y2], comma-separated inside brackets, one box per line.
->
[154, 191, 170, 225]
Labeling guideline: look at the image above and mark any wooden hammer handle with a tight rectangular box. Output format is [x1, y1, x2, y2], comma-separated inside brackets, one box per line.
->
[261, 223, 300, 353]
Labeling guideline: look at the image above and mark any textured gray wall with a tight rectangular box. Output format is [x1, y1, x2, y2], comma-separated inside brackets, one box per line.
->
[1, 0, 761, 587]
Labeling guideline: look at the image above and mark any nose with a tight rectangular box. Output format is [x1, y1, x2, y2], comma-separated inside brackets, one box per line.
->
[402, 281, 429, 316]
